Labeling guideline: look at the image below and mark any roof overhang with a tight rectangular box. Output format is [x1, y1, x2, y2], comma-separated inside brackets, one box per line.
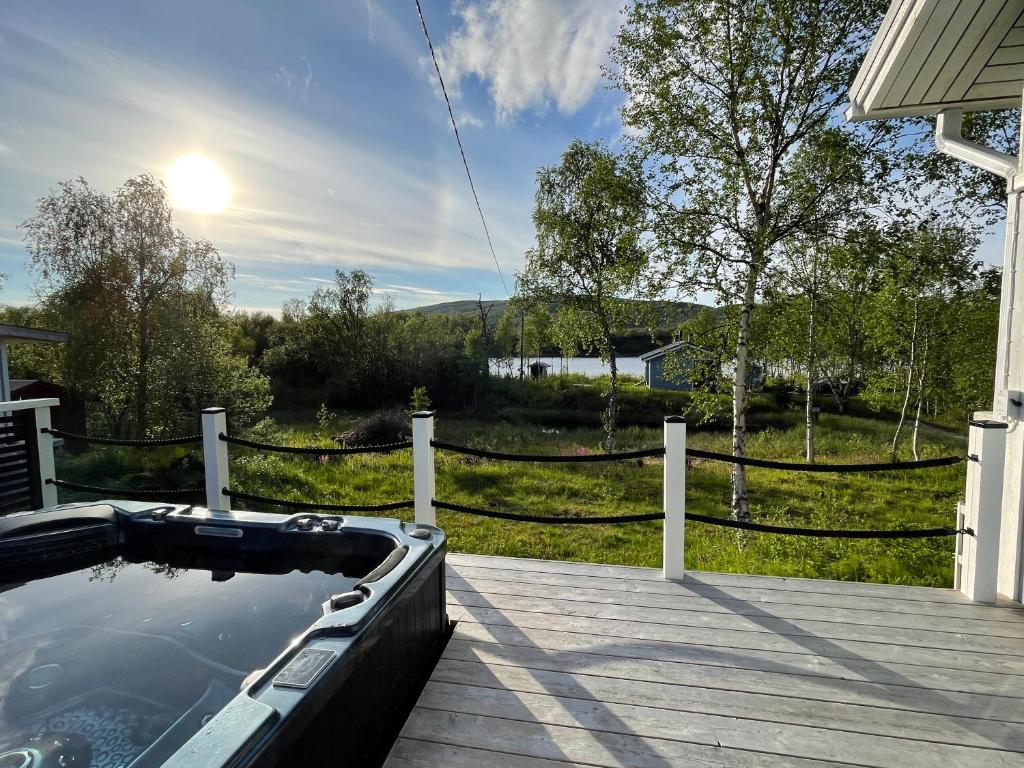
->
[0, 324, 69, 345]
[847, 0, 1024, 122]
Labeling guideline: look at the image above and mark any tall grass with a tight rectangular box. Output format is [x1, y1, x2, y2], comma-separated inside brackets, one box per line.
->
[53, 407, 967, 587]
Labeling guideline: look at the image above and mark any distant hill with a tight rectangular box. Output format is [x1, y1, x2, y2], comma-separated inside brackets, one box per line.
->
[404, 299, 721, 333]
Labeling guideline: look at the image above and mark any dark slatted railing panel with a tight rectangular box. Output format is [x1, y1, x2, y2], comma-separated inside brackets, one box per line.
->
[0, 411, 38, 514]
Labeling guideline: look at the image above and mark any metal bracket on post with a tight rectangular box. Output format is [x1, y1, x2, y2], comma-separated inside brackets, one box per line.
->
[412, 411, 436, 526]
[960, 416, 1008, 602]
[663, 416, 686, 580]
[202, 407, 230, 512]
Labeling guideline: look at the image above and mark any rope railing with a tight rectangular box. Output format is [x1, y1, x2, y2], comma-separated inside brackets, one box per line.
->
[219, 433, 413, 456]
[47, 478, 203, 498]
[685, 511, 971, 538]
[429, 439, 964, 472]
[223, 487, 415, 512]
[685, 448, 965, 472]
[432, 499, 665, 524]
[42, 428, 202, 447]
[431, 498, 971, 538]
[431, 440, 665, 463]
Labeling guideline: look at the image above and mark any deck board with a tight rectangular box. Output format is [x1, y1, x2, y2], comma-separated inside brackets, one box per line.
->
[385, 554, 1024, 768]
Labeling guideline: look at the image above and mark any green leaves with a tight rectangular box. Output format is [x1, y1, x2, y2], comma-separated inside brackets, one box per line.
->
[19, 174, 268, 437]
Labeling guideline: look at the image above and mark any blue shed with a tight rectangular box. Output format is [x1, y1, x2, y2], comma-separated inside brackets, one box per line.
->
[640, 340, 708, 391]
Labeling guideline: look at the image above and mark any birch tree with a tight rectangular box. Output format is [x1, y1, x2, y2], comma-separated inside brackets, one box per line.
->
[21, 175, 242, 438]
[515, 140, 649, 451]
[612, 0, 890, 519]
[866, 221, 977, 457]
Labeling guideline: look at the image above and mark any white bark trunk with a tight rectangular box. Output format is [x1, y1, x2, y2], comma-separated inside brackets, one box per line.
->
[805, 253, 819, 464]
[891, 301, 918, 456]
[731, 268, 758, 522]
[911, 335, 929, 461]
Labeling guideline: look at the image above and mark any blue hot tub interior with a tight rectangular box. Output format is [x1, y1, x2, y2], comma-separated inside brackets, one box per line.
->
[0, 502, 447, 768]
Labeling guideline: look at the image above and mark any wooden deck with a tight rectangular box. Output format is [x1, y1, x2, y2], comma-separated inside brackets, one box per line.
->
[384, 553, 1024, 768]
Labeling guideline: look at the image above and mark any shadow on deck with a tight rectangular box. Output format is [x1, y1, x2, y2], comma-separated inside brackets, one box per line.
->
[385, 553, 1024, 768]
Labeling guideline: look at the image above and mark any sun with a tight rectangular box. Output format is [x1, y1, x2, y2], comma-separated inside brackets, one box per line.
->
[167, 154, 231, 214]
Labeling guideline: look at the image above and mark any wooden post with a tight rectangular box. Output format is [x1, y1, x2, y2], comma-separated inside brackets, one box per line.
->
[202, 407, 230, 512]
[960, 415, 1007, 602]
[663, 415, 686, 580]
[413, 411, 436, 526]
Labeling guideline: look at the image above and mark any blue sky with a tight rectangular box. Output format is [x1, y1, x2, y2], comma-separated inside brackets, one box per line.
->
[0, 0, 626, 313]
[0, 1, 1005, 315]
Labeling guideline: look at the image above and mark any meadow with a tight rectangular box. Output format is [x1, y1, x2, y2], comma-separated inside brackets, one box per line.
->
[53, 385, 968, 588]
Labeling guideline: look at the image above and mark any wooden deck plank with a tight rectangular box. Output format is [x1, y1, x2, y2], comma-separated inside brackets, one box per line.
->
[385, 738, 597, 767]
[450, 620, 1023, 703]
[447, 574, 1024, 637]
[387, 555, 1024, 768]
[449, 589, 1024, 655]
[446, 632, 1024, 721]
[431, 656, 1024, 750]
[446, 553, 980, 603]
[413, 680, 1023, 767]
[392, 708, 856, 768]
[448, 565, 1024, 624]
[450, 600, 1024, 678]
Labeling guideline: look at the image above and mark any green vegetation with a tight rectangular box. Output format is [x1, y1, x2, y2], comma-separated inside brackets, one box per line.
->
[53, 396, 966, 588]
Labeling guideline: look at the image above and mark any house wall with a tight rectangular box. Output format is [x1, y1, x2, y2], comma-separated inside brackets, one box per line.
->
[645, 355, 693, 391]
[13, 381, 86, 437]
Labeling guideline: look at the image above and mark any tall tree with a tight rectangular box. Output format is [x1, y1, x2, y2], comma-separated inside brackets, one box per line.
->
[516, 140, 649, 451]
[612, 0, 890, 519]
[864, 221, 978, 457]
[20, 175, 255, 437]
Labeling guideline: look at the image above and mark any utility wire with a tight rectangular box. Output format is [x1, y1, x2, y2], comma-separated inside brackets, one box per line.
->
[415, 0, 509, 296]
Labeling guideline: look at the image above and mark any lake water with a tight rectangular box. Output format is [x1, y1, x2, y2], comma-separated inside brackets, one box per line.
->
[489, 356, 646, 378]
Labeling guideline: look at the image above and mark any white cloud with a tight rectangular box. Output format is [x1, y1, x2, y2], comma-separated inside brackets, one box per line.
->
[436, 0, 621, 122]
[457, 111, 484, 129]
[274, 56, 313, 101]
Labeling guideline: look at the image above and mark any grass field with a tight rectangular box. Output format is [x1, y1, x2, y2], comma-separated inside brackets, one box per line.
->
[53, 404, 968, 588]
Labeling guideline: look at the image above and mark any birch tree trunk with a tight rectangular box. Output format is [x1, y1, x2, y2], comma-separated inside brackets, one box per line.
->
[805, 252, 819, 463]
[604, 348, 619, 453]
[731, 267, 758, 521]
[805, 303, 817, 463]
[891, 301, 918, 456]
[911, 334, 929, 461]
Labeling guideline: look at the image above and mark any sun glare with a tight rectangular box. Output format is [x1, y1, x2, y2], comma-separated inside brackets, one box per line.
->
[167, 154, 231, 214]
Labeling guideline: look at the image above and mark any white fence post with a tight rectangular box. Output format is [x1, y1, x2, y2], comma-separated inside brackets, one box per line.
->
[413, 411, 436, 526]
[959, 415, 1007, 602]
[663, 415, 686, 580]
[202, 407, 231, 512]
[33, 401, 58, 509]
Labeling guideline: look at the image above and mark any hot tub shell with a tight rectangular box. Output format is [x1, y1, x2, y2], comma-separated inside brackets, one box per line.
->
[0, 501, 448, 768]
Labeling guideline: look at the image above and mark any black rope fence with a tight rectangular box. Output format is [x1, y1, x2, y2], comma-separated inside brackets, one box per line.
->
[429, 439, 964, 472]
[432, 499, 665, 524]
[685, 449, 965, 472]
[47, 478, 203, 498]
[685, 511, 971, 538]
[223, 487, 415, 513]
[43, 428, 201, 447]
[430, 440, 665, 463]
[431, 499, 970, 538]
[220, 433, 412, 456]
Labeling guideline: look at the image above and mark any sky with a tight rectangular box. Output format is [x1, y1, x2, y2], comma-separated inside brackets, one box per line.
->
[0, 1, 1006, 316]
[0, 0, 629, 314]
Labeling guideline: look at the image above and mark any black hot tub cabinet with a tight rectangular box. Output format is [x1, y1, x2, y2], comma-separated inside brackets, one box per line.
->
[0, 500, 448, 768]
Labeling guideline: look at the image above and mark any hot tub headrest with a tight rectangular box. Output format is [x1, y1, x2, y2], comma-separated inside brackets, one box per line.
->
[354, 545, 409, 589]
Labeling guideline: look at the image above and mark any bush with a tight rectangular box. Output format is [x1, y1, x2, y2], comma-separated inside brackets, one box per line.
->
[335, 408, 408, 446]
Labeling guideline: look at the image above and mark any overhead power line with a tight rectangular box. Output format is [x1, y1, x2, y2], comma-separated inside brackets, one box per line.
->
[414, 0, 509, 297]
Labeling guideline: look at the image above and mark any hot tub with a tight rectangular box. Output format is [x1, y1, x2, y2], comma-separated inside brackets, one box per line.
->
[0, 500, 448, 768]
